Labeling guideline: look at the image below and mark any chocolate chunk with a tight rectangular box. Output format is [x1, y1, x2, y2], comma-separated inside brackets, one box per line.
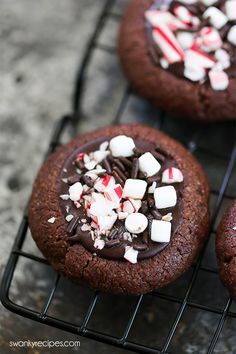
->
[75, 159, 84, 170]
[141, 200, 148, 214]
[81, 175, 94, 188]
[67, 174, 81, 185]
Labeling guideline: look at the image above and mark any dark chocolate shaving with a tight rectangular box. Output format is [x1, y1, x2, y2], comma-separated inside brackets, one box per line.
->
[133, 243, 148, 251]
[131, 158, 139, 179]
[105, 239, 120, 248]
[67, 216, 80, 235]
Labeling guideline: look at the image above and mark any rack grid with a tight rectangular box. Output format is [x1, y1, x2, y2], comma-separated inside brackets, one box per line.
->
[1, 1, 236, 353]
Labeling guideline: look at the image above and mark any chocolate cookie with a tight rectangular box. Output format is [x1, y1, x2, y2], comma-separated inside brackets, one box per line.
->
[118, 0, 236, 121]
[216, 199, 236, 299]
[29, 125, 209, 294]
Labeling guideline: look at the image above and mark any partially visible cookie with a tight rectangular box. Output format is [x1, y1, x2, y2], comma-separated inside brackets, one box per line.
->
[216, 199, 236, 299]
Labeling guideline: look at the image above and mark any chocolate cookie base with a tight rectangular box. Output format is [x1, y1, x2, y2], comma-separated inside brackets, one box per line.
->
[118, 0, 236, 122]
[216, 199, 236, 300]
[29, 124, 210, 294]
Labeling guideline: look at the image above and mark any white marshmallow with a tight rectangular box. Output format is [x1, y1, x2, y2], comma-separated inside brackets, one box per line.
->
[122, 179, 147, 200]
[177, 32, 194, 50]
[227, 25, 236, 46]
[200, 27, 222, 52]
[123, 198, 142, 214]
[124, 246, 138, 264]
[69, 182, 83, 201]
[92, 150, 110, 163]
[203, 7, 228, 29]
[125, 213, 148, 234]
[109, 135, 135, 157]
[200, 0, 218, 6]
[138, 152, 161, 177]
[97, 215, 117, 231]
[94, 175, 116, 192]
[154, 186, 177, 209]
[94, 239, 105, 250]
[215, 49, 230, 69]
[184, 64, 206, 82]
[225, 1, 236, 21]
[151, 220, 171, 243]
[162, 167, 184, 184]
[208, 70, 229, 90]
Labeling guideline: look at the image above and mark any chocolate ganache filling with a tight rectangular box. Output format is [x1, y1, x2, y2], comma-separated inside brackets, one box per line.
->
[145, 0, 236, 90]
[58, 135, 184, 263]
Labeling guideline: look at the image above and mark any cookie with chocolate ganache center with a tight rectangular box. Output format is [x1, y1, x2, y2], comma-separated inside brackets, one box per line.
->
[29, 124, 210, 294]
[118, 0, 236, 121]
[216, 199, 236, 300]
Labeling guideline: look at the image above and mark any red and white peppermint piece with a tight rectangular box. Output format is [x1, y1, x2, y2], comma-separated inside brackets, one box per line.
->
[185, 48, 215, 69]
[152, 24, 185, 64]
[89, 193, 114, 217]
[69, 182, 83, 201]
[154, 186, 177, 209]
[109, 135, 135, 157]
[225, 1, 236, 21]
[125, 213, 148, 234]
[48, 217, 56, 224]
[173, 5, 193, 26]
[227, 25, 236, 46]
[177, 32, 194, 50]
[145, 10, 186, 30]
[208, 70, 229, 90]
[138, 152, 161, 177]
[97, 215, 117, 231]
[104, 184, 123, 206]
[122, 198, 142, 214]
[200, 27, 222, 52]
[123, 179, 147, 200]
[151, 220, 171, 243]
[203, 7, 228, 29]
[94, 175, 115, 192]
[162, 167, 183, 184]
[66, 214, 74, 222]
[124, 246, 138, 264]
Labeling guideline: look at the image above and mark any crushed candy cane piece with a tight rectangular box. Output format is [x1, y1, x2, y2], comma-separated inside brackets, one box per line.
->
[69, 182, 83, 201]
[60, 194, 70, 200]
[66, 214, 74, 222]
[48, 217, 56, 224]
[94, 239, 105, 250]
[124, 246, 138, 264]
[123, 198, 142, 214]
[162, 167, 184, 184]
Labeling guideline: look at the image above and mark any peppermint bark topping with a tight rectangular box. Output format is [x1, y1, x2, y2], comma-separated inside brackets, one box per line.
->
[146, 0, 236, 90]
[58, 135, 184, 264]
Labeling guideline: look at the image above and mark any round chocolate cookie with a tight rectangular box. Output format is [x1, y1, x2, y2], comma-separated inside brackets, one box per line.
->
[118, 0, 236, 121]
[216, 199, 236, 299]
[29, 125, 209, 294]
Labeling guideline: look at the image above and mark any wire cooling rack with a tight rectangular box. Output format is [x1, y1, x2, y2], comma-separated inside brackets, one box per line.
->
[1, 0, 236, 353]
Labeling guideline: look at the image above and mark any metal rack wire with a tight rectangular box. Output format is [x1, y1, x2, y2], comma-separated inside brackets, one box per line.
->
[1, 0, 236, 353]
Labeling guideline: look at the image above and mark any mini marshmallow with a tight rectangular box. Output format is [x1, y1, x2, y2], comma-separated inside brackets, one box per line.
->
[125, 213, 148, 234]
[109, 135, 135, 157]
[215, 48, 230, 69]
[122, 179, 147, 200]
[209, 70, 229, 90]
[227, 25, 236, 46]
[94, 239, 105, 250]
[138, 152, 161, 177]
[48, 217, 56, 223]
[69, 182, 83, 201]
[124, 246, 138, 264]
[162, 167, 184, 184]
[177, 32, 194, 50]
[151, 220, 171, 243]
[184, 64, 205, 82]
[123, 198, 142, 214]
[97, 215, 117, 231]
[152, 25, 185, 64]
[94, 175, 116, 192]
[154, 186, 177, 209]
[200, 27, 222, 52]
[200, 0, 217, 5]
[203, 7, 228, 29]
[92, 150, 110, 163]
[104, 184, 123, 207]
[225, 1, 236, 21]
